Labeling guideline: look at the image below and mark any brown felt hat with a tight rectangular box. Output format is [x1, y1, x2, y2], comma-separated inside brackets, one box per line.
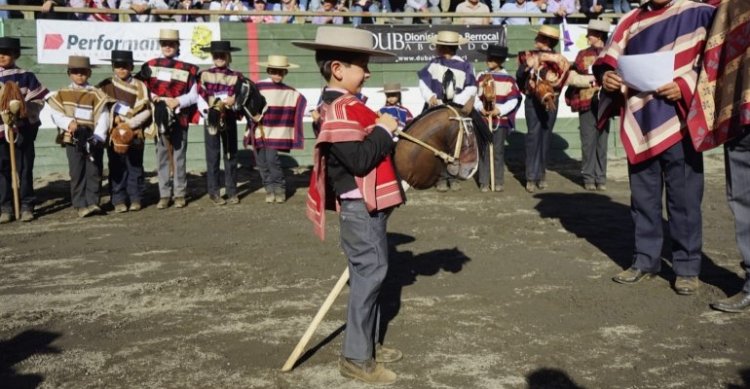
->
[67, 55, 95, 69]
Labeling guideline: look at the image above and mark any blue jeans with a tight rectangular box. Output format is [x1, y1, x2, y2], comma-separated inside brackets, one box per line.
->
[351, 3, 379, 26]
[612, 0, 631, 14]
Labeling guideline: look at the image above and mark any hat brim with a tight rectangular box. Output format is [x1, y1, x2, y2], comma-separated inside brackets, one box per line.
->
[200, 47, 242, 53]
[291, 41, 396, 57]
[0, 45, 32, 51]
[531, 28, 561, 40]
[258, 62, 300, 69]
[101, 58, 144, 64]
[68, 65, 98, 69]
[428, 36, 470, 46]
[379, 88, 408, 93]
[476, 49, 515, 58]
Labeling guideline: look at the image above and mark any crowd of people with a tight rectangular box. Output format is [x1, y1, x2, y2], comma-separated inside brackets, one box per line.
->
[1, 0, 638, 24]
[1, 0, 749, 385]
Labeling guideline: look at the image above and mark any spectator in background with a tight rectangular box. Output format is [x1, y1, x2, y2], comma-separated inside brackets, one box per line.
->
[493, 0, 543, 25]
[612, 0, 631, 14]
[67, 0, 118, 21]
[533, 0, 547, 12]
[250, 0, 276, 22]
[580, 0, 605, 19]
[545, 0, 576, 23]
[349, 0, 380, 26]
[310, 0, 345, 24]
[454, 0, 490, 24]
[172, 0, 206, 21]
[403, 0, 442, 25]
[120, 0, 170, 22]
[270, 0, 302, 23]
[209, 0, 251, 21]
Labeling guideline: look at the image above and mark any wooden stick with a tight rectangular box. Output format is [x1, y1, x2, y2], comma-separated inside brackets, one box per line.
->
[489, 114, 495, 192]
[281, 267, 349, 372]
[2, 113, 21, 220]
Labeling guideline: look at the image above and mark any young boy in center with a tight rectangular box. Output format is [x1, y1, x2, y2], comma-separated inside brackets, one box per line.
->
[48, 56, 111, 218]
[295, 26, 404, 385]
[197, 40, 244, 206]
[247, 55, 307, 204]
[474, 44, 522, 193]
[98, 50, 152, 213]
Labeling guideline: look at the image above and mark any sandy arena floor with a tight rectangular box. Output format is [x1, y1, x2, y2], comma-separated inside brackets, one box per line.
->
[1, 154, 749, 389]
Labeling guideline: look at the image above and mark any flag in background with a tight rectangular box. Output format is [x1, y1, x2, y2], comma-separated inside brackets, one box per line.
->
[562, 17, 574, 52]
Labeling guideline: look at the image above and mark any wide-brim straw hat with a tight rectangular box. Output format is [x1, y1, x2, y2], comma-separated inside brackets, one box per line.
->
[68, 55, 95, 69]
[428, 31, 470, 46]
[533, 25, 561, 41]
[291, 26, 396, 57]
[157, 29, 180, 41]
[378, 82, 407, 93]
[0, 37, 31, 51]
[587, 19, 611, 33]
[102, 50, 142, 64]
[200, 41, 241, 53]
[257, 55, 300, 69]
[477, 44, 510, 59]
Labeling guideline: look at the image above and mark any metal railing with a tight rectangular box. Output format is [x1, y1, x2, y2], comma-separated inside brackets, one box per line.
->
[0, 4, 623, 22]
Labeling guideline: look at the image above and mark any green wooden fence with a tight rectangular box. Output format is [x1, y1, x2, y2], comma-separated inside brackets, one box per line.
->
[4, 20, 630, 175]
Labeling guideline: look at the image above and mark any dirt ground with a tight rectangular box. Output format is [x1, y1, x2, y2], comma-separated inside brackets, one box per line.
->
[1, 154, 749, 389]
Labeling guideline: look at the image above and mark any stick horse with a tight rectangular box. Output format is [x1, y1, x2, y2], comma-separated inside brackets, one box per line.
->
[0, 81, 26, 220]
[281, 97, 490, 372]
[478, 73, 499, 190]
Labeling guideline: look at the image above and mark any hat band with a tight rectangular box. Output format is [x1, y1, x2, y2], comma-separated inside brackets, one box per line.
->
[437, 39, 460, 44]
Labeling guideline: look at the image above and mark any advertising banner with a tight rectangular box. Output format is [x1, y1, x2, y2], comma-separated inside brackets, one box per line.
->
[360, 25, 507, 63]
[36, 20, 221, 65]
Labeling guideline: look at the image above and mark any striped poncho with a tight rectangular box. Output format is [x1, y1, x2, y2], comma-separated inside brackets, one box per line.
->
[687, 0, 750, 151]
[593, 0, 715, 164]
[0, 66, 48, 140]
[251, 79, 307, 150]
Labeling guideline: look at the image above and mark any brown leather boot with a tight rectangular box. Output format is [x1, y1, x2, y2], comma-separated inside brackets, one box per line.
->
[339, 357, 396, 385]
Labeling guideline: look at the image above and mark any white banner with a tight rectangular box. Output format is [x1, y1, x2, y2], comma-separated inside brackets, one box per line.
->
[559, 23, 614, 62]
[36, 20, 221, 65]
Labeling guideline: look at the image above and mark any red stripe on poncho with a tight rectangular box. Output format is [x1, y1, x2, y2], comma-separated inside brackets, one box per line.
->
[306, 93, 404, 241]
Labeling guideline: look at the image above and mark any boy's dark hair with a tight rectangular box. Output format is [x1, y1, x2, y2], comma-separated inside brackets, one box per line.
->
[315, 50, 368, 81]
[537, 36, 559, 49]
[385, 92, 401, 103]
[436, 44, 457, 55]
[0, 49, 20, 59]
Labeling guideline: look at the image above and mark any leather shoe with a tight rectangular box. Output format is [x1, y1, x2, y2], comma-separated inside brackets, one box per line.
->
[674, 276, 700, 295]
[525, 182, 536, 193]
[711, 292, 750, 313]
[375, 345, 402, 363]
[612, 267, 656, 284]
[339, 357, 396, 385]
[435, 181, 448, 192]
[584, 183, 597, 191]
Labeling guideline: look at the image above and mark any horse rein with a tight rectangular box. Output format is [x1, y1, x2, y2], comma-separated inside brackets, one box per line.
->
[395, 104, 469, 165]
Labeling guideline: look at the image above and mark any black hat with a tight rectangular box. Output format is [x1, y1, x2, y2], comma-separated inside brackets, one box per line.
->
[200, 41, 241, 53]
[478, 44, 509, 59]
[104, 50, 142, 64]
[0, 37, 31, 52]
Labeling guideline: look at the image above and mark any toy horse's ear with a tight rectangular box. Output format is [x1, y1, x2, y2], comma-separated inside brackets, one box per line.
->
[461, 96, 474, 116]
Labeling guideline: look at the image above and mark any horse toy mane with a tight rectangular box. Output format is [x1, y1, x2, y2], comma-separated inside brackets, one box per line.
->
[442, 69, 456, 103]
[0, 81, 27, 119]
[478, 74, 496, 113]
[153, 100, 175, 136]
[233, 76, 266, 121]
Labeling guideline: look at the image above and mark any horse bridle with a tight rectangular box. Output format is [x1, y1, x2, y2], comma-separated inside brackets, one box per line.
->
[395, 104, 472, 165]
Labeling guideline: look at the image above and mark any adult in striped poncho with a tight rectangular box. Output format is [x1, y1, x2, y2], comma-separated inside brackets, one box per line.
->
[594, 0, 715, 295]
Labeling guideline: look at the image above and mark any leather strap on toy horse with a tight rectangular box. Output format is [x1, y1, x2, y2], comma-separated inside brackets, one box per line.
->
[394, 104, 466, 164]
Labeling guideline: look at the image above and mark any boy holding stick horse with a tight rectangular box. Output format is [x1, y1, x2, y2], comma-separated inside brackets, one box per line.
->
[474, 44, 521, 193]
[297, 26, 404, 385]
[0, 37, 48, 223]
